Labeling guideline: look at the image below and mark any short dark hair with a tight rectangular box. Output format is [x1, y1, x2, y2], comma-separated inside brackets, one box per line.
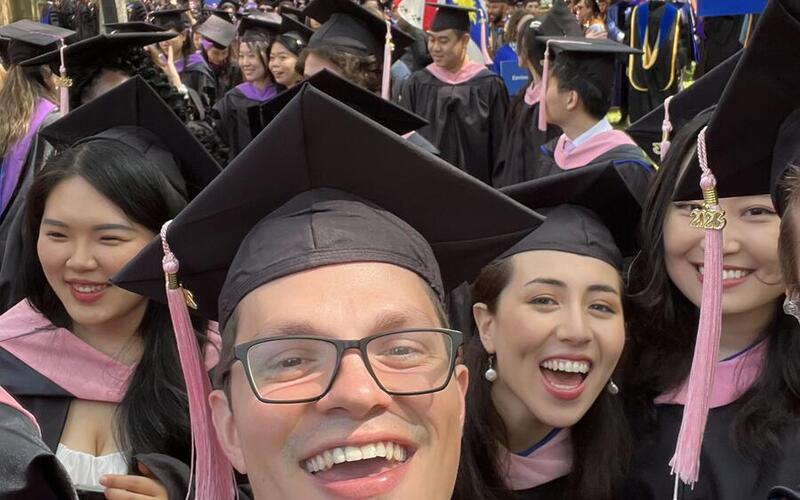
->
[550, 52, 614, 120]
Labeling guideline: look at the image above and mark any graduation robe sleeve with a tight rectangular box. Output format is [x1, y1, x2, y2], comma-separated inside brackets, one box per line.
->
[182, 61, 218, 113]
[399, 68, 509, 185]
[492, 92, 562, 188]
[0, 393, 75, 500]
[211, 88, 258, 163]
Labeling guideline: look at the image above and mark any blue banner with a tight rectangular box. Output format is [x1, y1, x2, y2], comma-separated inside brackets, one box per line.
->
[500, 60, 529, 96]
[697, 0, 767, 16]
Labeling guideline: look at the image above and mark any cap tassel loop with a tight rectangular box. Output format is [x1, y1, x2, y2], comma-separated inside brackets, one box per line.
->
[160, 221, 235, 500]
[668, 126, 726, 497]
[479, 9, 493, 65]
[381, 14, 393, 100]
[537, 41, 551, 132]
[57, 39, 71, 117]
[660, 95, 674, 162]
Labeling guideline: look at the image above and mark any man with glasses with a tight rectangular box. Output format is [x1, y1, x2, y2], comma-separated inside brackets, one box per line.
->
[115, 82, 541, 499]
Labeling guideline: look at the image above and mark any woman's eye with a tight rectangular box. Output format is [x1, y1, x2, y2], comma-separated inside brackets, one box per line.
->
[589, 303, 617, 314]
[530, 296, 557, 306]
[673, 202, 703, 212]
[744, 206, 777, 217]
[46, 231, 67, 239]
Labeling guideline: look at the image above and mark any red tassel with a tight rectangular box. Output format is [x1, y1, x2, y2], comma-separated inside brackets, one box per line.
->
[668, 127, 726, 494]
[537, 43, 550, 132]
[160, 222, 234, 500]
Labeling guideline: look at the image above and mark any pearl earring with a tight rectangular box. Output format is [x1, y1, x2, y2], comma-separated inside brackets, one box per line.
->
[607, 379, 619, 395]
[484, 355, 498, 382]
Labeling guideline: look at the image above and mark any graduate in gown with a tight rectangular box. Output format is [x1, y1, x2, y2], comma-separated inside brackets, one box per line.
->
[398, 4, 509, 184]
[300, 0, 438, 154]
[212, 12, 283, 162]
[533, 37, 653, 194]
[267, 13, 312, 89]
[492, 0, 582, 188]
[622, 2, 800, 497]
[196, 14, 240, 102]
[112, 76, 541, 500]
[453, 164, 643, 500]
[0, 21, 75, 286]
[0, 77, 223, 497]
[150, 8, 219, 111]
[626, 0, 693, 122]
[0, 385, 76, 499]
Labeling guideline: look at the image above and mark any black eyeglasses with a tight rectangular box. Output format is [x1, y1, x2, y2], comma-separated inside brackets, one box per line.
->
[233, 328, 463, 404]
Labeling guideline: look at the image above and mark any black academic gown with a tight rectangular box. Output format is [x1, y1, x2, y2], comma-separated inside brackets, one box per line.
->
[211, 84, 280, 163]
[492, 92, 562, 188]
[535, 139, 655, 203]
[628, 1, 693, 122]
[181, 55, 218, 113]
[0, 398, 75, 499]
[515, 476, 569, 499]
[399, 67, 509, 185]
[0, 111, 58, 314]
[625, 402, 800, 500]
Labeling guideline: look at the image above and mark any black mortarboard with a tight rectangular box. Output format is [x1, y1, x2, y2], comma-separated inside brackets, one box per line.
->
[237, 12, 283, 41]
[673, 0, 800, 202]
[499, 161, 647, 269]
[281, 5, 306, 21]
[0, 20, 75, 65]
[427, 3, 475, 33]
[205, 8, 238, 22]
[39, 76, 221, 201]
[196, 15, 236, 47]
[304, 0, 414, 61]
[113, 84, 541, 327]
[148, 8, 191, 30]
[537, 36, 641, 130]
[627, 51, 741, 164]
[248, 69, 427, 138]
[0, 37, 9, 66]
[20, 32, 175, 69]
[280, 12, 314, 40]
[104, 21, 167, 33]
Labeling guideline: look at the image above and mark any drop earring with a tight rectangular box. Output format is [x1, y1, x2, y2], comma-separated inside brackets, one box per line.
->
[484, 355, 498, 382]
[607, 379, 619, 395]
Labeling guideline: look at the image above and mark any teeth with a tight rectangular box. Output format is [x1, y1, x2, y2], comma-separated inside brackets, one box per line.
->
[540, 359, 590, 374]
[303, 441, 409, 474]
[697, 266, 750, 280]
[72, 284, 107, 293]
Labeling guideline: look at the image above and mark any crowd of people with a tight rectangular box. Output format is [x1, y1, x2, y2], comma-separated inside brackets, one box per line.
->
[0, 0, 798, 499]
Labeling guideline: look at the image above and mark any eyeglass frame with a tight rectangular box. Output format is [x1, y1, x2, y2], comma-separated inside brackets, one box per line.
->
[233, 328, 464, 404]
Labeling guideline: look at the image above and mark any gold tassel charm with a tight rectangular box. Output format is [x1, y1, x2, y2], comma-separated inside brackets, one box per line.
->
[165, 271, 199, 310]
[690, 186, 726, 231]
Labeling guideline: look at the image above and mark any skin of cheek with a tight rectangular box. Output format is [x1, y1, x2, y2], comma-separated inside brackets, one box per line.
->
[210, 263, 469, 500]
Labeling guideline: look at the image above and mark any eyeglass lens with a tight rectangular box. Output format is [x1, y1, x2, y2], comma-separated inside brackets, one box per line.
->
[245, 330, 455, 402]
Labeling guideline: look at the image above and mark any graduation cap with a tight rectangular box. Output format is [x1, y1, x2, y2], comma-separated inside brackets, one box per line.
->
[39, 76, 221, 201]
[500, 162, 647, 267]
[0, 37, 9, 67]
[537, 36, 642, 131]
[0, 20, 75, 65]
[281, 4, 306, 21]
[113, 83, 541, 326]
[304, 0, 414, 61]
[104, 21, 167, 33]
[280, 12, 314, 40]
[20, 32, 175, 69]
[627, 50, 741, 164]
[248, 69, 428, 138]
[148, 8, 191, 30]
[427, 3, 475, 33]
[238, 11, 283, 41]
[673, 0, 800, 203]
[196, 14, 236, 47]
[204, 8, 238, 22]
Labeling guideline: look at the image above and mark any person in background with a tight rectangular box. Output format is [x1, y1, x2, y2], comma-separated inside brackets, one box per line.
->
[268, 14, 312, 89]
[487, 0, 511, 55]
[196, 14, 240, 102]
[490, 8, 532, 77]
[575, 0, 606, 37]
[399, 4, 508, 184]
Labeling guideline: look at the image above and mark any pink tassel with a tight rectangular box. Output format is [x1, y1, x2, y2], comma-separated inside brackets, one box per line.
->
[537, 42, 550, 132]
[160, 222, 234, 500]
[479, 10, 493, 65]
[660, 95, 674, 162]
[381, 16, 393, 100]
[668, 127, 726, 493]
[58, 40, 69, 117]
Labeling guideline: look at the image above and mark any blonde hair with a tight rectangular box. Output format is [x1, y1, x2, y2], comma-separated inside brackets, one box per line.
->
[0, 65, 55, 157]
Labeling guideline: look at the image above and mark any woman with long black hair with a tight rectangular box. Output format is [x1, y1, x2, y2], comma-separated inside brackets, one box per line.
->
[0, 77, 222, 498]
